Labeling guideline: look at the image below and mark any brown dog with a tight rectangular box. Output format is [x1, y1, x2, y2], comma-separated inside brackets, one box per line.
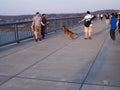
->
[62, 25, 77, 40]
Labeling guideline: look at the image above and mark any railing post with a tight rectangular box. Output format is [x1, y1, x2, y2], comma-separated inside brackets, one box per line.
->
[14, 24, 20, 43]
[0, 16, 83, 47]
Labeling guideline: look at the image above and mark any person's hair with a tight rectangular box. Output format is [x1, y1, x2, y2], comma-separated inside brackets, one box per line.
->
[36, 12, 40, 15]
[111, 13, 115, 16]
[42, 14, 46, 16]
[87, 11, 90, 14]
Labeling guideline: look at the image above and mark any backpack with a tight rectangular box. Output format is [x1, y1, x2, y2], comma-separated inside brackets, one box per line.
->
[84, 20, 91, 27]
[84, 15, 95, 27]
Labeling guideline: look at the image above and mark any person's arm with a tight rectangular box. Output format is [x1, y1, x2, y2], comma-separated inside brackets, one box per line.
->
[31, 18, 35, 31]
[116, 20, 119, 29]
[31, 21, 35, 27]
[41, 21, 45, 26]
[31, 17, 35, 27]
[78, 18, 85, 23]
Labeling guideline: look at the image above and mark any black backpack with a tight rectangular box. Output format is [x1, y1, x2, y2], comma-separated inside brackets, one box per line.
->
[84, 16, 95, 27]
[84, 20, 91, 27]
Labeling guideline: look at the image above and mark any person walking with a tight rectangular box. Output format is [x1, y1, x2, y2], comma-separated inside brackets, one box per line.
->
[100, 14, 103, 21]
[117, 13, 120, 34]
[31, 12, 42, 42]
[105, 12, 110, 25]
[109, 13, 118, 40]
[79, 11, 94, 40]
[41, 14, 48, 39]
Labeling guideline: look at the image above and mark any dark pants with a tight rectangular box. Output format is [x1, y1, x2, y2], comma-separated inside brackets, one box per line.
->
[110, 30, 115, 40]
[41, 26, 46, 39]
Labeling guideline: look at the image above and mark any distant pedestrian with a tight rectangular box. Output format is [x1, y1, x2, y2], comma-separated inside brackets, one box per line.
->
[79, 11, 94, 40]
[109, 13, 118, 40]
[100, 14, 103, 21]
[31, 12, 42, 42]
[105, 12, 110, 25]
[41, 14, 48, 39]
[97, 14, 100, 20]
[117, 12, 120, 33]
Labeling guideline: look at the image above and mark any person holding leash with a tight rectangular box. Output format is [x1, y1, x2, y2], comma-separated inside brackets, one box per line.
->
[79, 11, 94, 40]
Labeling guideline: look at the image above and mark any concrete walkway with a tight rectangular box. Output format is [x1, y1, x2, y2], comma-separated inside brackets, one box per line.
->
[0, 20, 120, 90]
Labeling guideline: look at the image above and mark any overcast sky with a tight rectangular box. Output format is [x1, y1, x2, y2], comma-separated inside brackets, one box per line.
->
[0, 0, 120, 15]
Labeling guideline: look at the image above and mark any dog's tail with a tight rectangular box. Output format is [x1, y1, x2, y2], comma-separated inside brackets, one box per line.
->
[74, 33, 79, 39]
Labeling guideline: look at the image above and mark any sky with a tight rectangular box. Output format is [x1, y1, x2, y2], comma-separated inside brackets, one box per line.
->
[0, 0, 120, 15]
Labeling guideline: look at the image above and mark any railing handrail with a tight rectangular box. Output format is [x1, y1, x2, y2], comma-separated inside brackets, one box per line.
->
[0, 16, 83, 26]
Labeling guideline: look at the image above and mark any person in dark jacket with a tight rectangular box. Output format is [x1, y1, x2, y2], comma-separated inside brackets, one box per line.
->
[41, 14, 47, 39]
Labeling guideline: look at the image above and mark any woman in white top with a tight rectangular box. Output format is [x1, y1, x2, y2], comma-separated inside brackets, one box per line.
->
[79, 11, 94, 40]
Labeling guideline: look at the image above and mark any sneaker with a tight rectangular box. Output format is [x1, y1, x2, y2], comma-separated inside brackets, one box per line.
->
[35, 39, 38, 42]
[84, 38, 88, 40]
[89, 37, 91, 40]
[39, 38, 42, 41]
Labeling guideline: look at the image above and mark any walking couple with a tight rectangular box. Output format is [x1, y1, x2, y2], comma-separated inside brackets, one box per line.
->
[31, 12, 48, 42]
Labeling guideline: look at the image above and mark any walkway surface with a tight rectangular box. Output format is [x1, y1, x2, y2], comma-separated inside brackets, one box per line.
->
[0, 20, 120, 90]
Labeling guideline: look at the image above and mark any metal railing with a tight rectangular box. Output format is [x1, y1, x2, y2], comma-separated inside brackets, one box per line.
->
[0, 16, 83, 47]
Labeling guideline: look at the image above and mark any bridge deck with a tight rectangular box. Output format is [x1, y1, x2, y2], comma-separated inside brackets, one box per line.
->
[0, 20, 120, 90]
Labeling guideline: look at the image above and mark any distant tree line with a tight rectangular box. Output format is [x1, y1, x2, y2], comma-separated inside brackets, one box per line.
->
[0, 9, 119, 22]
